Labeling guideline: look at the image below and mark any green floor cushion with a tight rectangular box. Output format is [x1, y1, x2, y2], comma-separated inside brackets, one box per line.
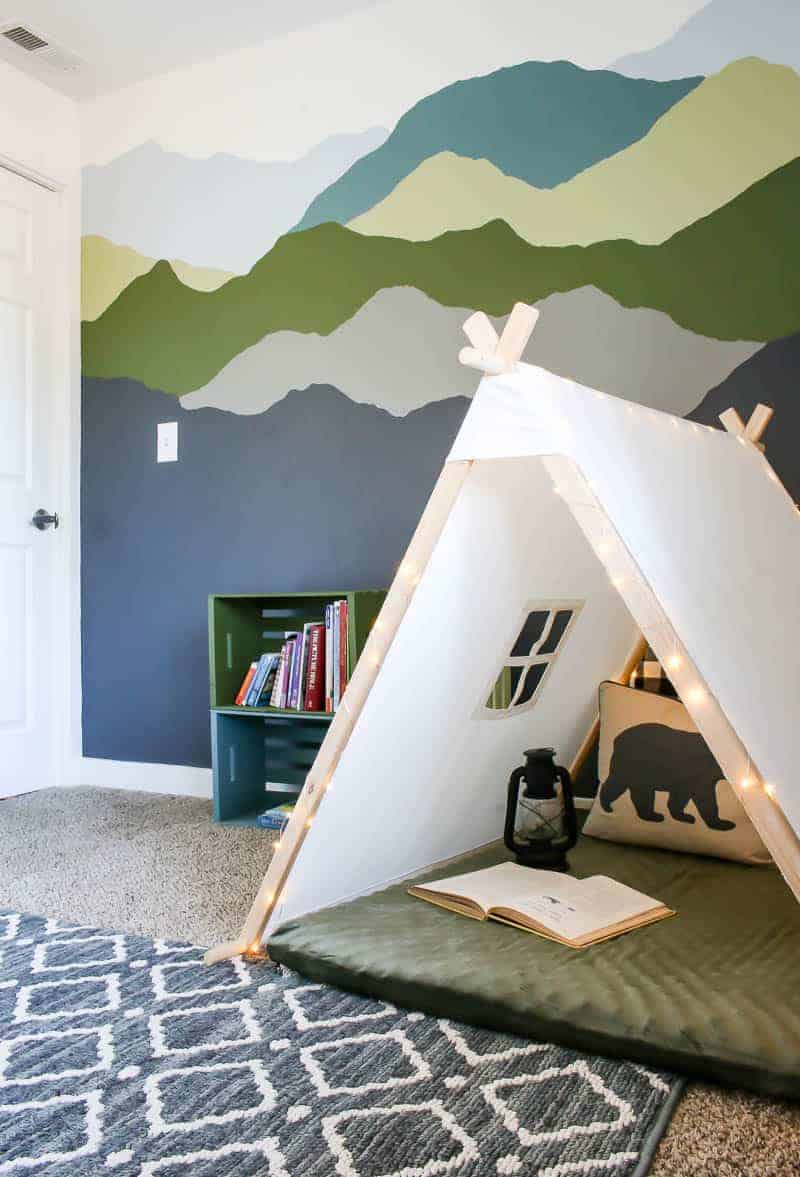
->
[268, 832, 800, 1099]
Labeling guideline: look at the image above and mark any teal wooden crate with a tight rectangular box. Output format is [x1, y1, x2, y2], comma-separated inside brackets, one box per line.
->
[211, 710, 332, 826]
[208, 589, 385, 825]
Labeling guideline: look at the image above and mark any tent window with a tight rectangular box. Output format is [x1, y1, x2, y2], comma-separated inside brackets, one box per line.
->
[484, 601, 583, 716]
[509, 611, 549, 657]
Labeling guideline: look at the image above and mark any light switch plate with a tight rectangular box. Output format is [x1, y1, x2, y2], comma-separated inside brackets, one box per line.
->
[157, 421, 178, 463]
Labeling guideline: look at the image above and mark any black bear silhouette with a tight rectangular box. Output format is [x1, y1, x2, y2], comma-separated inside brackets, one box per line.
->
[599, 722, 736, 830]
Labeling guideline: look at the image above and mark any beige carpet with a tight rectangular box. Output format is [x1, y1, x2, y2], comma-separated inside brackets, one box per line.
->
[652, 1085, 800, 1175]
[1, 786, 798, 1173]
[0, 786, 275, 947]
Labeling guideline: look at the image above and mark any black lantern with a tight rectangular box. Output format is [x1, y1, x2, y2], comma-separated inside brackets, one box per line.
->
[504, 748, 578, 871]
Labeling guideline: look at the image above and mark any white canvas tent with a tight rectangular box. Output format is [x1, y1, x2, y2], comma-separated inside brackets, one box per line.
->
[207, 305, 800, 965]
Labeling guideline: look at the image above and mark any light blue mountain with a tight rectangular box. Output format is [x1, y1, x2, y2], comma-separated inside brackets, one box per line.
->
[82, 128, 388, 273]
[614, 0, 800, 78]
[295, 60, 701, 231]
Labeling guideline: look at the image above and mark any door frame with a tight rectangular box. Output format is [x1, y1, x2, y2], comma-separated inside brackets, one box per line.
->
[0, 102, 81, 790]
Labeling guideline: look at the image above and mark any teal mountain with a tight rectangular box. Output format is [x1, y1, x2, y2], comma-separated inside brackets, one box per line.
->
[296, 61, 701, 231]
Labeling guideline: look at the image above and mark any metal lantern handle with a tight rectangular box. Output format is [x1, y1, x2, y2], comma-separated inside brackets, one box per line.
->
[503, 765, 527, 855]
[556, 765, 578, 850]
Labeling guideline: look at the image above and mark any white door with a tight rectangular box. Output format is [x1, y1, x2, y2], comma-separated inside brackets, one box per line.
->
[0, 167, 60, 795]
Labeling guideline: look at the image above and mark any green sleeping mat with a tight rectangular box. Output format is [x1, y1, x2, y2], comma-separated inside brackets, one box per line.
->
[268, 832, 800, 1098]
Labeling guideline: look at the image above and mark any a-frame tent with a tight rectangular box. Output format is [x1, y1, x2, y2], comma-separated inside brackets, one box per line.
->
[207, 305, 800, 965]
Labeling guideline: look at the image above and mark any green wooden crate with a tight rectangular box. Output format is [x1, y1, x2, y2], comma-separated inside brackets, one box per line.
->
[208, 591, 385, 709]
[208, 590, 385, 826]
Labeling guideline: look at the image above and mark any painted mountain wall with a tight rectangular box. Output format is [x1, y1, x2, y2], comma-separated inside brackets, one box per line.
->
[80, 1, 800, 768]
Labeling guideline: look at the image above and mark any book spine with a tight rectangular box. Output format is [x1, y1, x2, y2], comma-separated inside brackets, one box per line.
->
[303, 624, 325, 712]
[294, 623, 312, 711]
[254, 654, 279, 706]
[234, 662, 257, 706]
[278, 644, 289, 709]
[244, 654, 270, 707]
[339, 599, 348, 699]
[269, 646, 287, 707]
[324, 605, 333, 713]
[281, 636, 298, 708]
[332, 601, 341, 711]
[286, 632, 301, 709]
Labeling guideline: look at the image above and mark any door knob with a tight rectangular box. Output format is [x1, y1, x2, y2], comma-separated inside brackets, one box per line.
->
[32, 509, 59, 531]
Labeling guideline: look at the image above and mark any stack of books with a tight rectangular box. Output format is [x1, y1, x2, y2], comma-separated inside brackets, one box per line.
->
[233, 598, 351, 713]
[255, 802, 295, 831]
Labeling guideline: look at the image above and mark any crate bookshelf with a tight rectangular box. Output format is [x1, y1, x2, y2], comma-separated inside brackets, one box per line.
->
[209, 591, 385, 826]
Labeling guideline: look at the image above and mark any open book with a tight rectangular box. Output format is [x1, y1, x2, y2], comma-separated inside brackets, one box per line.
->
[408, 862, 674, 948]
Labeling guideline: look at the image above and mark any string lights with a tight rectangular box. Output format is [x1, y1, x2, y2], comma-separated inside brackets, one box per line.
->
[545, 455, 781, 811]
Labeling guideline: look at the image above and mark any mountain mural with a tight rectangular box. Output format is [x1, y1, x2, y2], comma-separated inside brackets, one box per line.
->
[81, 236, 233, 321]
[349, 59, 800, 246]
[79, 21, 800, 769]
[613, 0, 800, 79]
[83, 157, 800, 393]
[295, 61, 701, 231]
[181, 285, 760, 418]
[82, 128, 388, 273]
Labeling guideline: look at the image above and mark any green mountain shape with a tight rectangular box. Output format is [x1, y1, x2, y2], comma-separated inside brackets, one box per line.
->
[82, 235, 233, 322]
[81, 157, 800, 395]
[349, 59, 800, 247]
[295, 60, 701, 231]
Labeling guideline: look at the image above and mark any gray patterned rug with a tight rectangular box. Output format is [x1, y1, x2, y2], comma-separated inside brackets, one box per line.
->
[0, 911, 683, 1175]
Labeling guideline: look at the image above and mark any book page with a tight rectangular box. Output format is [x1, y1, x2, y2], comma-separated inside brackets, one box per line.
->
[412, 863, 544, 914]
[496, 874, 664, 942]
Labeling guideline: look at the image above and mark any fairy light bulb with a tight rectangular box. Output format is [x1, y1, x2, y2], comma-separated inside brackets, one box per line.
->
[740, 776, 753, 790]
[666, 655, 682, 672]
[764, 783, 776, 800]
[686, 686, 706, 705]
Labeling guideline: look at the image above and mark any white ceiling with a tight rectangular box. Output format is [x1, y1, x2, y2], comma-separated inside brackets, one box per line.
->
[0, 0, 382, 99]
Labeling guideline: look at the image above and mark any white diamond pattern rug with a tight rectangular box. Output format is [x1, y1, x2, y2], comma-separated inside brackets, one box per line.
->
[0, 911, 682, 1175]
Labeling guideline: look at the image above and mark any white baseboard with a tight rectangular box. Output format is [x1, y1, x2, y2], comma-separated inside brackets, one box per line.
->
[67, 756, 212, 799]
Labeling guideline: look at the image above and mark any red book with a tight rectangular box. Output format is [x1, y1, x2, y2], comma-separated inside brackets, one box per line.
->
[235, 661, 258, 705]
[303, 624, 326, 712]
[338, 599, 348, 698]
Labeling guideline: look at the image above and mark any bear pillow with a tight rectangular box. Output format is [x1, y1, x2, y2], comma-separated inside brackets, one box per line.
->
[583, 681, 771, 864]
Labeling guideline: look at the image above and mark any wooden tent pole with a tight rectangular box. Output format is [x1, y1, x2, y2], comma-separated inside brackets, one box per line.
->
[205, 459, 473, 965]
[569, 635, 648, 784]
